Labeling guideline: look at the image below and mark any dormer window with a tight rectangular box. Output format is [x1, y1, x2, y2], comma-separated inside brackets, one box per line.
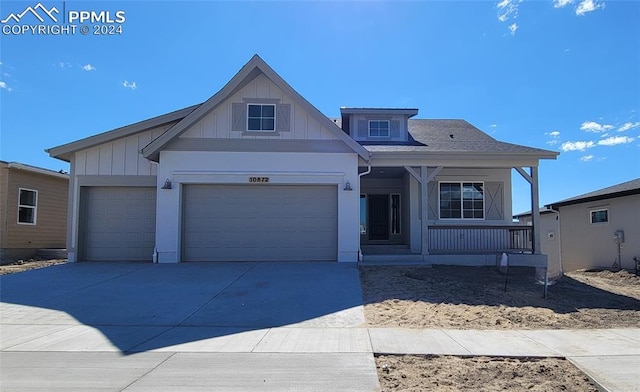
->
[247, 104, 275, 131]
[368, 120, 390, 137]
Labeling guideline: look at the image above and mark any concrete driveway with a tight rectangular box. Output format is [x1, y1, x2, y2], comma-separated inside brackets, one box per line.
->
[0, 262, 379, 391]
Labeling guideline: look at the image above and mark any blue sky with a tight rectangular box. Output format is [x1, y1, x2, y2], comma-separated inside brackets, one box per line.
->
[1, 0, 638, 215]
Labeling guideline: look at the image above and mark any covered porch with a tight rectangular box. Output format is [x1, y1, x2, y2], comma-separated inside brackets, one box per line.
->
[358, 163, 543, 266]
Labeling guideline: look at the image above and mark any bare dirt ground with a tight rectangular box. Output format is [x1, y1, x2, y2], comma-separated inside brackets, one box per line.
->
[362, 266, 639, 391]
[0, 259, 67, 275]
[360, 266, 640, 329]
[375, 355, 598, 392]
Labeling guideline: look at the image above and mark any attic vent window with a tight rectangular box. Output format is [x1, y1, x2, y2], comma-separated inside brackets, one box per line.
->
[247, 104, 275, 131]
[369, 120, 390, 137]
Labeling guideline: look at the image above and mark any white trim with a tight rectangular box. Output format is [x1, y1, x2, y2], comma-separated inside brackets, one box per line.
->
[246, 103, 276, 132]
[437, 181, 486, 221]
[368, 120, 390, 138]
[17, 188, 38, 225]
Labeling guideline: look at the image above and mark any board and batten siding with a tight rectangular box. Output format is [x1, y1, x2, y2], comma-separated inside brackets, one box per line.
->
[179, 74, 339, 142]
[73, 124, 173, 176]
[3, 169, 68, 250]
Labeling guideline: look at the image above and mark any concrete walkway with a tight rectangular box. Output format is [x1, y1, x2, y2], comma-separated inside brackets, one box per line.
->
[2, 325, 639, 391]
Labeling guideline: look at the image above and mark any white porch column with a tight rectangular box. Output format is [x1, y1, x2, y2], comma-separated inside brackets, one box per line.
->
[530, 166, 542, 254]
[421, 166, 429, 255]
[516, 166, 542, 255]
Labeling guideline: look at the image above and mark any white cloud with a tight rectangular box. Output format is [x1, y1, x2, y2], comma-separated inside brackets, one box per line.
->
[548, 131, 561, 137]
[0, 81, 11, 92]
[123, 80, 137, 90]
[490, 124, 497, 128]
[597, 136, 635, 146]
[618, 122, 640, 132]
[554, 0, 574, 8]
[580, 155, 594, 162]
[560, 140, 595, 151]
[82, 64, 96, 71]
[496, 0, 522, 35]
[545, 131, 561, 145]
[508, 23, 519, 35]
[580, 121, 614, 133]
[576, 0, 605, 16]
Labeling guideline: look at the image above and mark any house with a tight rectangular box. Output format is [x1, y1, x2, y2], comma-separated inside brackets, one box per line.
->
[518, 178, 639, 272]
[47, 55, 558, 264]
[0, 161, 68, 264]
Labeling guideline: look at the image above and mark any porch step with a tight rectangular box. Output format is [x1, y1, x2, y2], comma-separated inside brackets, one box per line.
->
[361, 245, 414, 255]
[360, 254, 430, 266]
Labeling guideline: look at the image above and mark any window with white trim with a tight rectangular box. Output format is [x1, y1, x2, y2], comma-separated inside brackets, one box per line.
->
[439, 182, 484, 219]
[590, 208, 608, 224]
[247, 104, 275, 131]
[368, 120, 390, 137]
[18, 188, 37, 225]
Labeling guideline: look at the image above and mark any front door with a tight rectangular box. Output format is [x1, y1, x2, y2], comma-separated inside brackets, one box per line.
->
[368, 195, 389, 241]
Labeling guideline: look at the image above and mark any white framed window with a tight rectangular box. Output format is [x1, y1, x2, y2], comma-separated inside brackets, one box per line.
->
[247, 104, 276, 131]
[391, 193, 401, 234]
[439, 182, 484, 220]
[590, 208, 609, 224]
[18, 188, 37, 225]
[368, 120, 390, 137]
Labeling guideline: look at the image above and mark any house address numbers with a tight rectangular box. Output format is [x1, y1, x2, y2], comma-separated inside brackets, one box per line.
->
[249, 177, 270, 183]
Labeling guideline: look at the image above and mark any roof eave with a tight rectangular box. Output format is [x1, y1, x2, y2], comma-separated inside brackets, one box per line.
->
[547, 189, 640, 209]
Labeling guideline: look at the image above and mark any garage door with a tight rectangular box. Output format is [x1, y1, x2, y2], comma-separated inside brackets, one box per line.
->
[183, 185, 337, 261]
[81, 187, 156, 261]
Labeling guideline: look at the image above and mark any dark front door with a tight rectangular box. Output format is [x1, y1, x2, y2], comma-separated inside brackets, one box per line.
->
[368, 195, 389, 241]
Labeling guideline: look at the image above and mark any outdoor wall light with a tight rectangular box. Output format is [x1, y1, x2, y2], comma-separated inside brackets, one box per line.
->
[343, 181, 353, 191]
[161, 179, 172, 189]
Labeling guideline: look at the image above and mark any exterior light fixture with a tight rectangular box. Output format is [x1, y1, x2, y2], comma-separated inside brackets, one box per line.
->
[161, 179, 172, 189]
[344, 181, 353, 191]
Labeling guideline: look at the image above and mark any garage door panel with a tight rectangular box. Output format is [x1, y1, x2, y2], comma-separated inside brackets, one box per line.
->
[183, 185, 337, 261]
[82, 187, 156, 261]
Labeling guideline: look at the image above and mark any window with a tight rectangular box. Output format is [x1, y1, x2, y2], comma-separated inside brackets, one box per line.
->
[590, 208, 608, 224]
[439, 182, 484, 219]
[391, 193, 401, 234]
[368, 120, 390, 137]
[18, 188, 37, 225]
[247, 104, 275, 131]
[360, 194, 367, 234]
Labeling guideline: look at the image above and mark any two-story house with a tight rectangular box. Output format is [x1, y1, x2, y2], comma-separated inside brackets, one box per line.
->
[47, 55, 558, 265]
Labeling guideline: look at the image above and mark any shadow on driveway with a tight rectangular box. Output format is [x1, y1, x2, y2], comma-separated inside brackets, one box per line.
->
[0, 262, 365, 353]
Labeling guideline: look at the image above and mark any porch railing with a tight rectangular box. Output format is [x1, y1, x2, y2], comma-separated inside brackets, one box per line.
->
[428, 225, 532, 254]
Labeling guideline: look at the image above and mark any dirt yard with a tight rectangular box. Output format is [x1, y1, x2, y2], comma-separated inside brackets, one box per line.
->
[360, 265, 640, 329]
[375, 355, 598, 392]
[0, 259, 67, 275]
[362, 266, 639, 391]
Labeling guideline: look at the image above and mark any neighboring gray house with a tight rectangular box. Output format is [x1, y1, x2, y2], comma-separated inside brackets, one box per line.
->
[0, 161, 68, 263]
[515, 178, 640, 272]
[47, 55, 558, 264]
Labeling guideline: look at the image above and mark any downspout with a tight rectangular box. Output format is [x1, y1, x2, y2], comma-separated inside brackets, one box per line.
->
[357, 159, 372, 264]
[548, 205, 563, 278]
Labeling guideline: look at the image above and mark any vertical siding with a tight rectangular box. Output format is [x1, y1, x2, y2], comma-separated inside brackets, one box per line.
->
[74, 124, 172, 176]
[0, 163, 9, 248]
[178, 73, 338, 142]
[4, 169, 68, 249]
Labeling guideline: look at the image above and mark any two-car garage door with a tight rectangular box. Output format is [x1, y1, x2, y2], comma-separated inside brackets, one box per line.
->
[182, 185, 337, 261]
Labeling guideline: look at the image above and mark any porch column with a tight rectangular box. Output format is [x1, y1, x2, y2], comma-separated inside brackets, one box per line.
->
[421, 166, 429, 255]
[516, 166, 542, 255]
[530, 166, 542, 254]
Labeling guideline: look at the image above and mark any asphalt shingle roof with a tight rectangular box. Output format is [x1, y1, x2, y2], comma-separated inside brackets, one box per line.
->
[548, 178, 640, 208]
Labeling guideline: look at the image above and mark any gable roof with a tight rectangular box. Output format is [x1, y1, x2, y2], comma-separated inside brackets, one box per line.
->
[547, 178, 640, 209]
[141, 55, 370, 161]
[47, 104, 200, 162]
[0, 160, 69, 179]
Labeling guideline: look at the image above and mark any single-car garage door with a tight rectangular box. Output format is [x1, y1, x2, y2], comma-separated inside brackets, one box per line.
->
[183, 185, 337, 261]
[80, 187, 156, 261]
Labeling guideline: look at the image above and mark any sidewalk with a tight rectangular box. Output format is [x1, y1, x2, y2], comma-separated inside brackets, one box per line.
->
[2, 325, 638, 391]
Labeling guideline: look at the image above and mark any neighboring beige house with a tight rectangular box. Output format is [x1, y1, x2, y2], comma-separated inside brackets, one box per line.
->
[515, 178, 640, 272]
[0, 161, 69, 264]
